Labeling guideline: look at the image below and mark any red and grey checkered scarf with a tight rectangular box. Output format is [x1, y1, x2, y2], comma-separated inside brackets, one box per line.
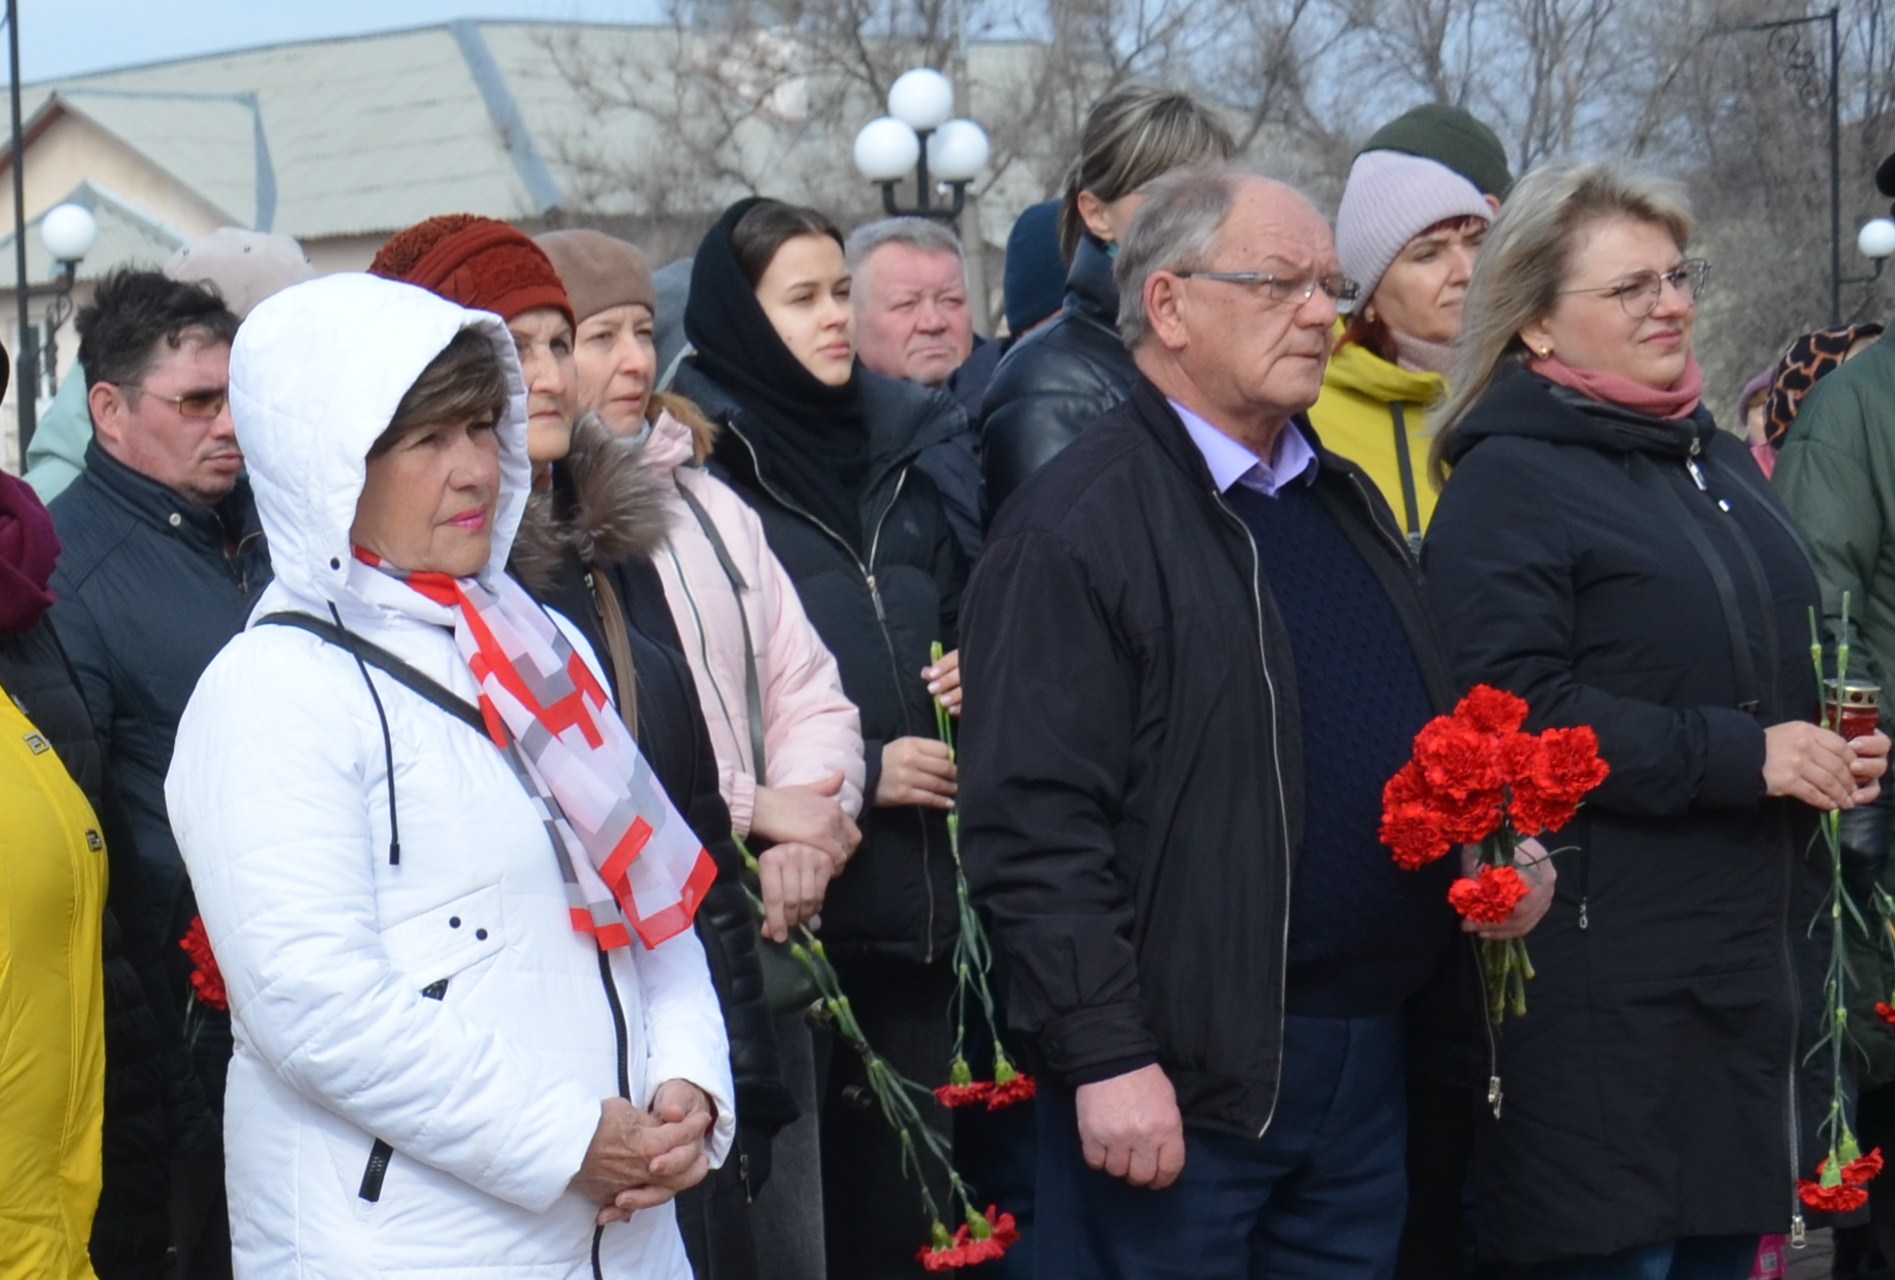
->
[358, 547, 716, 950]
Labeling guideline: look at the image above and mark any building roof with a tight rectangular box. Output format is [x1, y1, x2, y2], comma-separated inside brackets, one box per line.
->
[12, 20, 1058, 248]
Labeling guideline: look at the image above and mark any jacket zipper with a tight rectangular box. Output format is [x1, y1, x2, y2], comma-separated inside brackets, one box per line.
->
[726, 427, 940, 956]
[1207, 489, 1294, 1139]
[1683, 440, 1806, 1242]
[359, 978, 452, 1202]
[591, 946, 634, 1278]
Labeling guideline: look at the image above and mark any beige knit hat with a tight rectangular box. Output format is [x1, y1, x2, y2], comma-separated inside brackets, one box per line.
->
[163, 227, 317, 320]
[534, 229, 657, 326]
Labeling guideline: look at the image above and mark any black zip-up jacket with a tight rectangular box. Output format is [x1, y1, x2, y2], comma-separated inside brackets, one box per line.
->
[679, 361, 969, 964]
[958, 377, 1456, 1138]
[49, 440, 271, 1111]
[978, 236, 1138, 518]
[1425, 368, 1829, 1263]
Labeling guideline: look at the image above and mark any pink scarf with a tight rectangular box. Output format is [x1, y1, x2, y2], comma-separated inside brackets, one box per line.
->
[359, 548, 716, 951]
[1529, 351, 1704, 421]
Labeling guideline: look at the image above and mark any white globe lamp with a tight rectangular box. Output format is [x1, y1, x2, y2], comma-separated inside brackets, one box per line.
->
[927, 119, 990, 183]
[40, 202, 98, 265]
[887, 68, 954, 133]
[854, 117, 922, 183]
[1858, 217, 1895, 261]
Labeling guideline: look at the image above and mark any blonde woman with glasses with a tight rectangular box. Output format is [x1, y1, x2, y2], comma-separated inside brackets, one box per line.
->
[1423, 162, 1889, 1279]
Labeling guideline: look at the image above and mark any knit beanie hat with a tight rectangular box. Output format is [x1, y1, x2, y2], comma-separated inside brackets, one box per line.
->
[534, 229, 656, 325]
[1360, 103, 1514, 200]
[1003, 199, 1066, 336]
[369, 214, 574, 329]
[1336, 151, 1493, 303]
[163, 227, 317, 320]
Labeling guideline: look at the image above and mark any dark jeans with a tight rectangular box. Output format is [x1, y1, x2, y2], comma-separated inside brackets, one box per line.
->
[820, 955, 956, 1279]
[1497, 1234, 1759, 1280]
[1033, 1013, 1408, 1280]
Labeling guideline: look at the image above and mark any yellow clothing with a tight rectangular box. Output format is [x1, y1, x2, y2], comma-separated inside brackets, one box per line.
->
[1307, 336, 1447, 546]
[0, 681, 107, 1280]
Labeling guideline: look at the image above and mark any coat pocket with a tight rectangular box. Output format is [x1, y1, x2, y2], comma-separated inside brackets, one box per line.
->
[357, 886, 507, 1204]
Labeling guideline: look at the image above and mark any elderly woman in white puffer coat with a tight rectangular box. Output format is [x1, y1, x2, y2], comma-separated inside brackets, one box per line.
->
[165, 272, 734, 1279]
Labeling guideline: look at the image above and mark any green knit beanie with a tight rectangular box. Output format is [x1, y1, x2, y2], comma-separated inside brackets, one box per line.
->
[1359, 104, 1514, 201]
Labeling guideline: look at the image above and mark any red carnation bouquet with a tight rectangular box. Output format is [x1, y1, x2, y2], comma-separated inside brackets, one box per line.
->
[1380, 685, 1610, 1023]
[179, 915, 228, 1047]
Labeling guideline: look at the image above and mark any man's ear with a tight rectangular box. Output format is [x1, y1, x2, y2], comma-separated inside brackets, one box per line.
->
[87, 381, 124, 449]
[1143, 272, 1191, 352]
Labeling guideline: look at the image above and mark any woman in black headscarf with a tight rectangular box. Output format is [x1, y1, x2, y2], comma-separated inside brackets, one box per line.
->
[673, 197, 968, 1280]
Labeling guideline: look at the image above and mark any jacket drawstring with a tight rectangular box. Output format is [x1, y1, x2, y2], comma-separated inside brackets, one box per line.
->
[327, 602, 401, 865]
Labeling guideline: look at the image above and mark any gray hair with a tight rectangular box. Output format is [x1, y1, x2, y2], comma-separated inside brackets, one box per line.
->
[1113, 164, 1246, 351]
[1431, 161, 1694, 481]
[844, 217, 966, 280]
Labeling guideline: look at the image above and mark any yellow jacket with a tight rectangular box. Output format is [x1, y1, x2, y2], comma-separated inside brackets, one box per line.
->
[1307, 336, 1447, 547]
[0, 680, 106, 1280]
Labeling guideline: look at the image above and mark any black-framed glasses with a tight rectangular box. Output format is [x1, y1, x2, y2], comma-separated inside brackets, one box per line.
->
[121, 384, 229, 419]
[1174, 270, 1361, 308]
[1558, 259, 1710, 317]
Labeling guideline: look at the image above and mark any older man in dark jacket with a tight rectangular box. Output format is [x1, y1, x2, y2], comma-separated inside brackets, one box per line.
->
[959, 166, 1550, 1279]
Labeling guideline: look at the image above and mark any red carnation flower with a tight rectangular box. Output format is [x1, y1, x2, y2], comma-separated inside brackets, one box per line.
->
[934, 1082, 994, 1109]
[1428, 786, 1507, 846]
[1455, 685, 1529, 736]
[987, 1075, 1037, 1110]
[1415, 717, 1506, 799]
[917, 1207, 1020, 1271]
[179, 916, 229, 1013]
[1800, 1178, 1871, 1213]
[1846, 1149, 1886, 1187]
[1447, 865, 1531, 925]
[1522, 727, 1611, 805]
[1876, 1002, 1895, 1026]
[1382, 799, 1454, 869]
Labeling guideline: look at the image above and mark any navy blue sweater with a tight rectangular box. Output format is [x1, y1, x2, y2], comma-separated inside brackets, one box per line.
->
[1225, 479, 1454, 1016]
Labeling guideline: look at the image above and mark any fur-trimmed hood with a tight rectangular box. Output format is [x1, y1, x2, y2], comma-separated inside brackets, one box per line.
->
[508, 412, 671, 592]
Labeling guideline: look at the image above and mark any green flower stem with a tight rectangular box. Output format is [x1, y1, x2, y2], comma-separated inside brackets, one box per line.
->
[735, 833, 978, 1225]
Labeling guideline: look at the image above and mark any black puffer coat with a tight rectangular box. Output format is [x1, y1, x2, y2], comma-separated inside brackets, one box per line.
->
[1424, 369, 1830, 1264]
[0, 622, 216, 1279]
[49, 441, 271, 1110]
[510, 416, 793, 1160]
[680, 362, 968, 964]
[978, 235, 1137, 517]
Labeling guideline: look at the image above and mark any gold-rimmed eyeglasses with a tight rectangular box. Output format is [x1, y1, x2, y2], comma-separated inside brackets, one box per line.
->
[122, 384, 229, 419]
[1558, 259, 1710, 318]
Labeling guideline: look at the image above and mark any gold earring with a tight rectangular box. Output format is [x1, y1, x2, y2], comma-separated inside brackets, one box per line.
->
[1539, 346, 1552, 358]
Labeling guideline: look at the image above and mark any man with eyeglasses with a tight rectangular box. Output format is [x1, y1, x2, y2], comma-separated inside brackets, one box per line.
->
[47, 267, 264, 1280]
[958, 166, 1548, 1279]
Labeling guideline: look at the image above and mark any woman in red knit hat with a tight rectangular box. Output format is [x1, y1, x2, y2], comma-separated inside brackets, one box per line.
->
[370, 215, 791, 1279]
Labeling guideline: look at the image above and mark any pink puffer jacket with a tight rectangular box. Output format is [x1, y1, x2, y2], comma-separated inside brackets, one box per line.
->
[644, 408, 865, 834]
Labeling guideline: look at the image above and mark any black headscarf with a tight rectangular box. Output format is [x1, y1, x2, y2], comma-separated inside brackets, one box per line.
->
[684, 197, 870, 551]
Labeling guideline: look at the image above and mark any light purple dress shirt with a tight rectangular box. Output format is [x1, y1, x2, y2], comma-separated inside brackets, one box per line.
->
[1169, 399, 1319, 498]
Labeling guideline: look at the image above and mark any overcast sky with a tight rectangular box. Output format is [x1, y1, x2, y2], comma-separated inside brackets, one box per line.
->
[21, 2, 661, 81]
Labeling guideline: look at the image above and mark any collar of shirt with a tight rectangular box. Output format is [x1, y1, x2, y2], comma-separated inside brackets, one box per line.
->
[1169, 398, 1319, 497]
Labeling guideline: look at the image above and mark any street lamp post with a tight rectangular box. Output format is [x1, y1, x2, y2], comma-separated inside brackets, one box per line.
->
[15, 202, 98, 470]
[852, 68, 990, 225]
[1724, 9, 1890, 324]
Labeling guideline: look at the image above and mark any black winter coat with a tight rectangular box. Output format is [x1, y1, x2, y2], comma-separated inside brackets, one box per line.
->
[509, 424, 793, 1172]
[0, 621, 216, 1279]
[1425, 369, 1829, 1264]
[680, 362, 968, 964]
[49, 441, 270, 1114]
[978, 236, 1138, 517]
[958, 378, 1457, 1137]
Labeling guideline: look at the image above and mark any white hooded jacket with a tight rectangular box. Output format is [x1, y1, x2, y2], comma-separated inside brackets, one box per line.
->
[165, 274, 733, 1279]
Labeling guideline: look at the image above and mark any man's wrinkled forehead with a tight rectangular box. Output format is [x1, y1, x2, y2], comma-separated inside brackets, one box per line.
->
[1213, 179, 1337, 269]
